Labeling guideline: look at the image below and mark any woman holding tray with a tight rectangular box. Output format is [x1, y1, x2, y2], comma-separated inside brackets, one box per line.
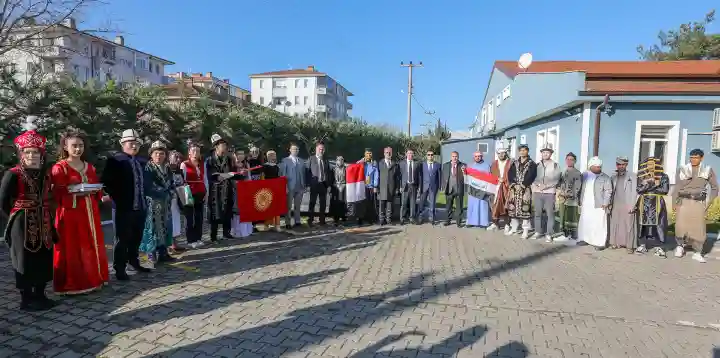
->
[51, 131, 110, 295]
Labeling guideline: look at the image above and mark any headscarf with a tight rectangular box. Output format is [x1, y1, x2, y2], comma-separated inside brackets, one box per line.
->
[588, 156, 602, 168]
[616, 156, 629, 164]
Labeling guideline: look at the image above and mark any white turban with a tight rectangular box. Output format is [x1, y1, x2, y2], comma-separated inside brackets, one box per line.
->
[588, 156, 602, 168]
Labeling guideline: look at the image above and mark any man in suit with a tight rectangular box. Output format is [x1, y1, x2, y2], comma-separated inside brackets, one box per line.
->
[377, 147, 400, 225]
[399, 149, 422, 225]
[279, 143, 307, 229]
[101, 129, 152, 281]
[441, 151, 466, 227]
[307, 142, 333, 226]
[417, 150, 441, 225]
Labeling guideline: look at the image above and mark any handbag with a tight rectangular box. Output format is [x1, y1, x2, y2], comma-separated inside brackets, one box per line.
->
[176, 185, 194, 206]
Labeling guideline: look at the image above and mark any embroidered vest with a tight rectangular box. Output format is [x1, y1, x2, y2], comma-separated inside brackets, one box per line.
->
[184, 160, 205, 195]
[9, 166, 53, 252]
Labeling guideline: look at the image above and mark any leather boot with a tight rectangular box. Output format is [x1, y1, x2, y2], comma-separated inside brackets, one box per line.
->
[32, 285, 57, 310]
[19, 289, 34, 311]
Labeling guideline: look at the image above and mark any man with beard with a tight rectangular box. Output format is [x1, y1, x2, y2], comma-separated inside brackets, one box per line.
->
[674, 149, 719, 262]
[488, 143, 511, 232]
[377, 147, 400, 225]
[555, 152, 582, 242]
[0, 117, 58, 310]
[102, 128, 152, 280]
[205, 134, 235, 241]
[505, 144, 536, 239]
[608, 156, 638, 253]
[465, 151, 491, 228]
[577, 157, 612, 250]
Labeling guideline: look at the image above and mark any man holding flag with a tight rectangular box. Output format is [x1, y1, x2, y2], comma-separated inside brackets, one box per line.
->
[348, 149, 379, 226]
[464, 151, 496, 228]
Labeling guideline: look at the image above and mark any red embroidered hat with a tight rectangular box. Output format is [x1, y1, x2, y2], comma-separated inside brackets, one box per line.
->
[14, 116, 47, 152]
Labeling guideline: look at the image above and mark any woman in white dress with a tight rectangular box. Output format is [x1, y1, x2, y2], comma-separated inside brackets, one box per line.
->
[168, 151, 187, 254]
[231, 150, 253, 238]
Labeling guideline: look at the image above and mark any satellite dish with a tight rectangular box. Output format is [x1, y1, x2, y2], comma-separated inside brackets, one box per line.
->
[518, 53, 533, 69]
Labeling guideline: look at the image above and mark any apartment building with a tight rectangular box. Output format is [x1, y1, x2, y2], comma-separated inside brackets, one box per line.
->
[165, 72, 251, 104]
[249, 65, 353, 119]
[0, 18, 174, 85]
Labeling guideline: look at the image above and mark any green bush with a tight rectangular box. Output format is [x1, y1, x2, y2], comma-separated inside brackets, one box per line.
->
[669, 197, 720, 223]
[0, 70, 440, 169]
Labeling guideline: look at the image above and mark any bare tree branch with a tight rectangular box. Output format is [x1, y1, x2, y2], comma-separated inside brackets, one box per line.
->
[0, 0, 111, 58]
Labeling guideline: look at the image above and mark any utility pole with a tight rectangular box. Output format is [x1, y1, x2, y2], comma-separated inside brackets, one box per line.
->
[400, 61, 423, 137]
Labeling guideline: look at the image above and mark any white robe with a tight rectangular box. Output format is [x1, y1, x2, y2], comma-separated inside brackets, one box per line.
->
[171, 197, 182, 237]
[578, 173, 608, 247]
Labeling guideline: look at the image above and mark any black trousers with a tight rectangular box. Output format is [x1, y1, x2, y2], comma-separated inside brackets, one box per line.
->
[210, 211, 232, 240]
[184, 194, 205, 243]
[309, 182, 329, 223]
[445, 192, 464, 226]
[114, 209, 146, 271]
[378, 199, 393, 223]
[400, 184, 418, 220]
[330, 185, 347, 221]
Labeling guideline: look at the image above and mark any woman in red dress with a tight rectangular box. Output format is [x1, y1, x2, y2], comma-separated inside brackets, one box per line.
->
[51, 132, 110, 294]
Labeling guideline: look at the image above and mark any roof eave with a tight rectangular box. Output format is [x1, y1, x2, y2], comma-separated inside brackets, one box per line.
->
[249, 73, 325, 78]
[579, 91, 720, 96]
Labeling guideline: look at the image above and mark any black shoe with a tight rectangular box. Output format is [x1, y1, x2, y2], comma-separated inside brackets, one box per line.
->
[19, 290, 35, 311]
[158, 254, 177, 263]
[34, 295, 57, 310]
[400, 220, 406, 225]
[443, 222, 451, 226]
[409, 219, 417, 225]
[115, 271, 130, 281]
[307, 222, 314, 227]
[293, 223, 302, 228]
[130, 263, 151, 273]
[319, 221, 326, 226]
[285, 224, 292, 230]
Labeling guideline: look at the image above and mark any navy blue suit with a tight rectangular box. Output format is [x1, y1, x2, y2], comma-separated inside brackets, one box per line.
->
[417, 161, 441, 222]
[101, 152, 149, 273]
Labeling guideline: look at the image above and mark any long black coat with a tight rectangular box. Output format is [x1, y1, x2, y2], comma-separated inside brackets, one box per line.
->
[377, 159, 400, 201]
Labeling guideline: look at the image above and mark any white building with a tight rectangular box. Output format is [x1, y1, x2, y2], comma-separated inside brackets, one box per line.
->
[249, 65, 353, 119]
[0, 18, 174, 85]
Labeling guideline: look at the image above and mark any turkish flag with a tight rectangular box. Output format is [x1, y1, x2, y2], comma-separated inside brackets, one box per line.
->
[236, 177, 288, 222]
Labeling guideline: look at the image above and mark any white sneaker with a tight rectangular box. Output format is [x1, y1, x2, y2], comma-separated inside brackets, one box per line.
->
[190, 242, 200, 249]
[554, 235, 570, 242]
[529, 232, 541, 240]
[544, 235, 553, 243]
[487, 223, 498, 231]
[520, 230, 530, 239]
[636, 245, 647, 254]
[674, 246, 685, 258]
[692, 253, 707, 263]
[504, 227, 515, 236]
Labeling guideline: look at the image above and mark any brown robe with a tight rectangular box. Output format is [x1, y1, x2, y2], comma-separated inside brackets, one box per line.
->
[490, 159, 511, 221]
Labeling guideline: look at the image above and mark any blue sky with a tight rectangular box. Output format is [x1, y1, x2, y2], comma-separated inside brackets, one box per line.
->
[84, 0, 717, 133]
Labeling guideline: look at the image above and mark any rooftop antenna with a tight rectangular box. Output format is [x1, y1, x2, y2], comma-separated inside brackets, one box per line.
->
[518, 52, 533, 73]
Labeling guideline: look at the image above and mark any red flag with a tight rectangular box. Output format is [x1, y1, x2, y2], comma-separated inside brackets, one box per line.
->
[236, 177, 288, 222]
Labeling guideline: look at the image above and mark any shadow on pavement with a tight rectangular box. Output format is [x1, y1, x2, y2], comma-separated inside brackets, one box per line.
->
[144, 244, 573, 357]
[0, 226, 397, 357]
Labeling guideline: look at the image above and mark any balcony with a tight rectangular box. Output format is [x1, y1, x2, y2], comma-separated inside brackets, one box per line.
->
[316, 87, 327, 95]
[347, 102, 353, 110]
[40, 46, 69, 58]
[272, 87, 287, 97]
[315, 104, 327, 112]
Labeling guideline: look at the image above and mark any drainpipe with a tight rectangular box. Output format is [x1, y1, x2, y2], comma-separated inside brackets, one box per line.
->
[592, 94, 609, 157]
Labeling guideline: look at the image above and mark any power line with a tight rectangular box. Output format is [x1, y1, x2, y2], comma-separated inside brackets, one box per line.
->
[410, 93, 438, 120]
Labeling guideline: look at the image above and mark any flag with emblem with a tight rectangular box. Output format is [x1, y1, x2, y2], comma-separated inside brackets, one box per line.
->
[236, 177, 287, 222]
[346, 163, 366, 203]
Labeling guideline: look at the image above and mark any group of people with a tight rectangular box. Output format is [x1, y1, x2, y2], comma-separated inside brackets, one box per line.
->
[447, 142, 718, 263]
[3, 118, 717, 312]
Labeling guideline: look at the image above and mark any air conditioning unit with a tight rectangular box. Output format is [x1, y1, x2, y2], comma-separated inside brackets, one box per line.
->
[712, 131, 720, 152]
[713, 108, 720, 129]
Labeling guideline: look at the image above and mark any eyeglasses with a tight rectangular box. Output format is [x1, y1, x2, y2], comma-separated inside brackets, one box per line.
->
[426, 154, 433, 156]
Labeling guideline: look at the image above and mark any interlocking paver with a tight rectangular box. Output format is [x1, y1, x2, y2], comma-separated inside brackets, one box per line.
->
[0, 225, 719, 357]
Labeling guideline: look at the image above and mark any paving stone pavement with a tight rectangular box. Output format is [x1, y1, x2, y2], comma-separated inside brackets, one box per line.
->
[0, 224, 720, 357]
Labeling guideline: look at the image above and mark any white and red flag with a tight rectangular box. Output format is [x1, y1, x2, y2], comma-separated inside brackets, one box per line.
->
[346, 163, 366, 203]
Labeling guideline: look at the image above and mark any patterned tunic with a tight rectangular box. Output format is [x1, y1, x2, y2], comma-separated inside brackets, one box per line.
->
[206, 154, 235, 222]
[505, 158, 537, 219]
[140, 162, 174, 253]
